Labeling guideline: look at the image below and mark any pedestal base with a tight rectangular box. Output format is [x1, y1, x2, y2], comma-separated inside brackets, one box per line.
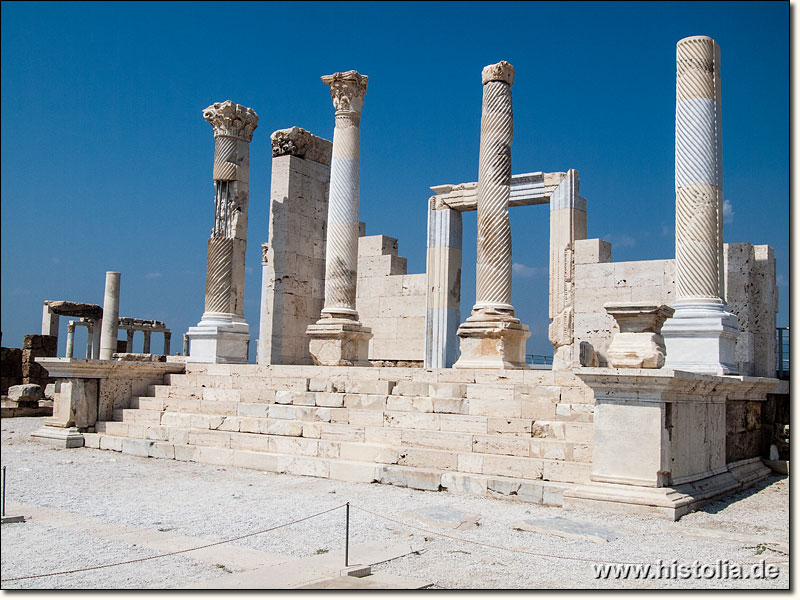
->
[607, 332, 667, 368]
[31, 426, 84, 448]
[563, 458, 771, 520]
[186, 314, 250, 364]
[662, 302, 739, 375]
[306, 319, 372, 366]
[453, 315, 530, 370]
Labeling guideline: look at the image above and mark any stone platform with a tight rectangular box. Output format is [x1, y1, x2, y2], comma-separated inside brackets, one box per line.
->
[84, 363, 596, 506]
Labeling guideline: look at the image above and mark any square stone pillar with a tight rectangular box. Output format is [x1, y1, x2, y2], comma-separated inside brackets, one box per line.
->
[424, 205, 462, 368]
[259, 128, 332, 365]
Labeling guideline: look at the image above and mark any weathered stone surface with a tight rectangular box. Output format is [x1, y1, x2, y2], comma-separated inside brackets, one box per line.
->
[44, 301, 102, 319]
[270, 126, 332, 166]
[8, 384, 44, 403]
[512, 516, 618, 543]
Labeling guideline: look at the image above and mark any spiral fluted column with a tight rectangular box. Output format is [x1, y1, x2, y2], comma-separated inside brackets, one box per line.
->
[187, 100, 259, 364]
[662, 36, 739, 375]
[454, 61, 529, 370]
[306, 70, 372, 366]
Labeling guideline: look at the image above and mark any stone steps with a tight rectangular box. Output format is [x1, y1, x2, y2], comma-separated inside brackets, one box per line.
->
[83, 430, 576, 505]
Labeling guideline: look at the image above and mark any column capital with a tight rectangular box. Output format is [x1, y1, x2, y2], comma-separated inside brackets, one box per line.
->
[203, 100, 259, 142]
[321, 70, 369, 114]
[481, 61, 514, 86]
[271, 126, 333, 165]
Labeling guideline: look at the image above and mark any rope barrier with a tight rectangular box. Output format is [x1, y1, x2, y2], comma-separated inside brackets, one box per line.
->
[0, 503, 347, 583]
[350, 504, 785, 568]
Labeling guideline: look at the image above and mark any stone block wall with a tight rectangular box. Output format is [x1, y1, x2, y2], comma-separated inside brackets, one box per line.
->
[724, 243, 778, 377]
[1, 347, 23, 394]
[356, 234, 426, 364]
[725, 399, 763, 463]
[571, 239, 777, 374]
[22, 334, 57, 388]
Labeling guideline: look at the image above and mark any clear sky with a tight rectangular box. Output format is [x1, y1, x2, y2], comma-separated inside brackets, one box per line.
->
[1, 1, 789, 360]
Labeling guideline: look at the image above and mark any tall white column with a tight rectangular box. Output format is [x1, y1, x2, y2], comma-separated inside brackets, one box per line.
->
[187, 101, 258, 364]
[125, 329, 134, 352]
[662, 35, 738, 374]
[65, 322, 76, 359]
[142, 331, 151, 354]
[99, 271, 120, 360]
[85, 322, 94, 358]
[306, 70, 372, 366]
[454, 61, 529, 370]
[163, 331, 171, 355]
[91, 318, 102, 359]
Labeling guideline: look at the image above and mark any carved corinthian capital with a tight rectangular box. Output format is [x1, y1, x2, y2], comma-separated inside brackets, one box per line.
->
[271, 126, 333, 166]
[321, 70, 369, 114]
[203, 100, 259, 141]
[481, 61, 515, 85]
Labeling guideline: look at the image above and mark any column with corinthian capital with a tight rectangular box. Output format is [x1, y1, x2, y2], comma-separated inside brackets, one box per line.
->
[453, 61, 530, 369]
[306, 70, 372, 366]
[662, 35, 738, 374]
[187, 100, 259, 363]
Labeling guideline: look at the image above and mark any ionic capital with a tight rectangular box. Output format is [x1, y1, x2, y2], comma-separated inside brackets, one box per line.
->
[481, 61, 514, 86]
[321, 70, 369, 114]
[203, 100, 259, 142]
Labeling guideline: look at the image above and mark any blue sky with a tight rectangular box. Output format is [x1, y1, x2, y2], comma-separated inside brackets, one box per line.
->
[1, 1, 789, 359]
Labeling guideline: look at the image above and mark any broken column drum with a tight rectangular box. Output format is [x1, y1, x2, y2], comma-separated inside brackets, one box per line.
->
[306, 70, 372, 366]
[187, 101, 258, 364]
[453, 61, 529, 370]
[662, 36, 738, 374]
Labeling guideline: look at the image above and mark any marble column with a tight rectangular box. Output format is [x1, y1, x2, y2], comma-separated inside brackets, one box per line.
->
[306, 70, 372, 366]
[65, 322, 75, 359]
[126, 329, 134, 353]
[91, 319, 102, 359]
[424, 206, 462, 369]
[99, 272, 120, 360]
[85, 322, 94, 358]
[453, 61, 529, 369]
[163, 331, 171, 355]
[662, 36, 738, 374]
[187, 101, 258, 364]
[143, 331, 151, 354]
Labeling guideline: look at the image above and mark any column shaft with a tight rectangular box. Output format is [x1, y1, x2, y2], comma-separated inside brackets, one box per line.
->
[475, 72, 514, 311]
[163, 331, 171, 355]
[99, 272, 121, 360]
[143, 331, 151, 354]
[674, 35, 724, 304]
[65, 323, 75, 359]
[126, 329, 134, 353]
[85, 324, 93, 358]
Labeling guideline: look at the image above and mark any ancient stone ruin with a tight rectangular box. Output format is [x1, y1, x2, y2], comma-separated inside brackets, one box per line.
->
[29, 37, 787, 520]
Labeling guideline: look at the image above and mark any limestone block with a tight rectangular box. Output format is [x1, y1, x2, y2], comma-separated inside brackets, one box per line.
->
[441, 473, 488, 495]
[147, 442, 175, 460]
[542, 460, 591, 484]
[345, 380, 394, 395]
[122, 439, 154, 458]
[467, 398, 522, 418]
[391, 380, 429, 398]
[196, 447, 235, 467]
[8, 384, 44, 403]
[270, 436, 318, 457]
[339, 443, 399, 464]
[386, 396, 433, 413]
[216, 416, 241, 432]
[457, 453, 484, 474]
[269, 405, 296, 420]
[316, 440, 339, 458]
[358, 235, 398, 257]
[232, 450, 281, 472]
[431, 398, 467, 414]
[168, 429, 190, 446]
[301, 423, 322, 438]
[144, 426, 169, 441]
[364, 427, 402, 445]
[529, 440, 568, 460]
[439, 414, 487, 434]
[188, 430, 231, 448]
[466, 384, 514, 400]
[472, 435, 530, 457]
[229, 432, 268, 452]
[329, 461, 380, 483]
[401, 430, 473, 452]
[343, 394, 387, 410]
[520, 401, 557, 420]
[574, 263, 615, 290]
[239, 418, 262, 434]
[574, 239, 612, 265]
[359, 255, 407, 278]
[384, 412, 440, 430]
[398, 448, 457, 470]
[238, 403, 269, 418]
[430, 383, 467, 399]
[174, 445, 199, 462]
[482, 455, 543, 480]
[347, 409, 386, 427]
[100, 436, 123, 452]
[320, 424, 365, 442]
[284, 456, 329, 478]
[487, 418, 533, 435]
[377, 466, 442, 491]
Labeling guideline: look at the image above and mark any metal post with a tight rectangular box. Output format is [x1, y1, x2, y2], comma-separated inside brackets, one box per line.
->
[345, 502, 350, 567]
[2, 466, 6, 517]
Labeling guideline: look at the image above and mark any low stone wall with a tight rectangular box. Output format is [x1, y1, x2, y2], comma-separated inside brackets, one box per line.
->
[22, 334, 57, 388]
[1, 347, 23, 394]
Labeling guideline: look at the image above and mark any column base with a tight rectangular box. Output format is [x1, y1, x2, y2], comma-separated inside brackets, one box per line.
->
[563, 458, 772, 520]
[607, 333, 667, 369]
[662, 302, 739, 375]
[306, 319, 372, 366]
[186, 314, 250, 364]
[31, 426, 84, 448]
[453, 313, 530, 370]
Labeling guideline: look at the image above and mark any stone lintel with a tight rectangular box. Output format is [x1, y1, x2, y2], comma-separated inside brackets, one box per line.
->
[430, 172, 568, 212]
[35, 357, 184, 380]
[271, 127, 333, 166]
[44, 300, 103, 320]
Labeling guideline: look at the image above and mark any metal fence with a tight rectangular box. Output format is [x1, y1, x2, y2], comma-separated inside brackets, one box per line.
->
[776, 327, 789, 379]
[526, 354, 553, 366]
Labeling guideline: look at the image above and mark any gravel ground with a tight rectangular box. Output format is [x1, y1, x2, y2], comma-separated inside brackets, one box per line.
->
[1, 417, 789, 590]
